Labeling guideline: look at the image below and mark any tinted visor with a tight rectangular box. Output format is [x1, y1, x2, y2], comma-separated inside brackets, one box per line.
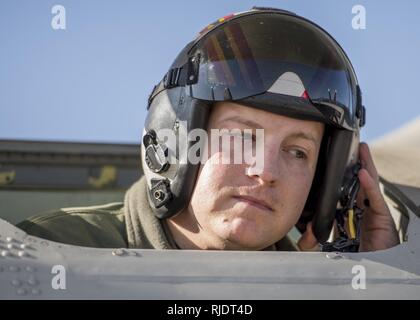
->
[188, 13, 356, 117]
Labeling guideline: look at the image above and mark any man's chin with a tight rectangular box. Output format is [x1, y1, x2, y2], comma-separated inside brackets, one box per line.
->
[222, 238, 270, 251]
[216, 217, 271, 250]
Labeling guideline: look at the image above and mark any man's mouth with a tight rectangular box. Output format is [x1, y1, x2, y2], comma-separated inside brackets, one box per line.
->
[232, 195, 274, 212]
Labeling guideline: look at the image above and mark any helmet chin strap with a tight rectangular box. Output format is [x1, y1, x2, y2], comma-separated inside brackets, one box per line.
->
[322, 162, 364, 252]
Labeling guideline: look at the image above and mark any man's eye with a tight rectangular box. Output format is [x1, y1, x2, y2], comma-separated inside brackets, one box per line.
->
[289, 149, 307, 160]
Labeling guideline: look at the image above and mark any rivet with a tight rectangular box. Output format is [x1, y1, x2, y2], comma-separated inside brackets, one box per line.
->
[9, 266, 20, 272]
[112, 248, 126, 256]
[6, 237, 13, 243]
[19, 243, 27, 250]
[25, 266, 36, 273]
[31, 288, 41, 295]
[326, 252, 344, 260]
[16, 288, 27, 296]
[17, 251, 27, 258]
[11, 279, 22, 287]
[27, 277, 38, 286]
[6, 243, 14, 250]
[9, 265, 20, 272]
[1, 250, 10, 257]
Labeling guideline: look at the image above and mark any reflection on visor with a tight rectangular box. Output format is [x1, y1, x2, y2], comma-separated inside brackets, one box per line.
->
[203, 21, 264, 92]
[188, 13, 355, 116]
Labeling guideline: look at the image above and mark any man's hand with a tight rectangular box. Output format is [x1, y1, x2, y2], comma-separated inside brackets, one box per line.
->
[298, 142, 400, 252]
[357, 142, 399, 251]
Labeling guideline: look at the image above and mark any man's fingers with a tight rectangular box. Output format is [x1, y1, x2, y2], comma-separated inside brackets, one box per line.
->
[356, 190, 367, 209]
[358, 168, 386, 212]
[359, 142, 379, 183]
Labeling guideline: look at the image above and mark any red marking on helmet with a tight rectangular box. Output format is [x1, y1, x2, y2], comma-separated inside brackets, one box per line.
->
[302, 90, 310, 100]
[199, 14, 235, 36]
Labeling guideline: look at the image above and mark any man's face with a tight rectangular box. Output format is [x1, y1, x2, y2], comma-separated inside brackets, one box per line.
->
[168, 101, 325, 250]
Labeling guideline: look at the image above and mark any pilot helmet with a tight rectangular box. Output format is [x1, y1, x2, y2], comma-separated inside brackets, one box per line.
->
[141, 7, 366, 242]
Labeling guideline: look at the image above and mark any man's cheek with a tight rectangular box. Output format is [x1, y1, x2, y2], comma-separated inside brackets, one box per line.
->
[289, 167, 314, 188]
[290, 179, 312, 213]
[205, 158, 242, 182]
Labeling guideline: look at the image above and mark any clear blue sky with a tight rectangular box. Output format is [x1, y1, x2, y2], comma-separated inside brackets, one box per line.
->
[1, 0, 419, 143]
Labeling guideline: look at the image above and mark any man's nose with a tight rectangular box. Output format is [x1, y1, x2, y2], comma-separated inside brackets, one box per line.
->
[246, 142, 282, 186]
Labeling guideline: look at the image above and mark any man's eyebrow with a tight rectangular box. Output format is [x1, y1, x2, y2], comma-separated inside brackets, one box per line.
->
[218, 116, 263, 129]
[286, 132, 319, 145]
[218, 117, 320, 144]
